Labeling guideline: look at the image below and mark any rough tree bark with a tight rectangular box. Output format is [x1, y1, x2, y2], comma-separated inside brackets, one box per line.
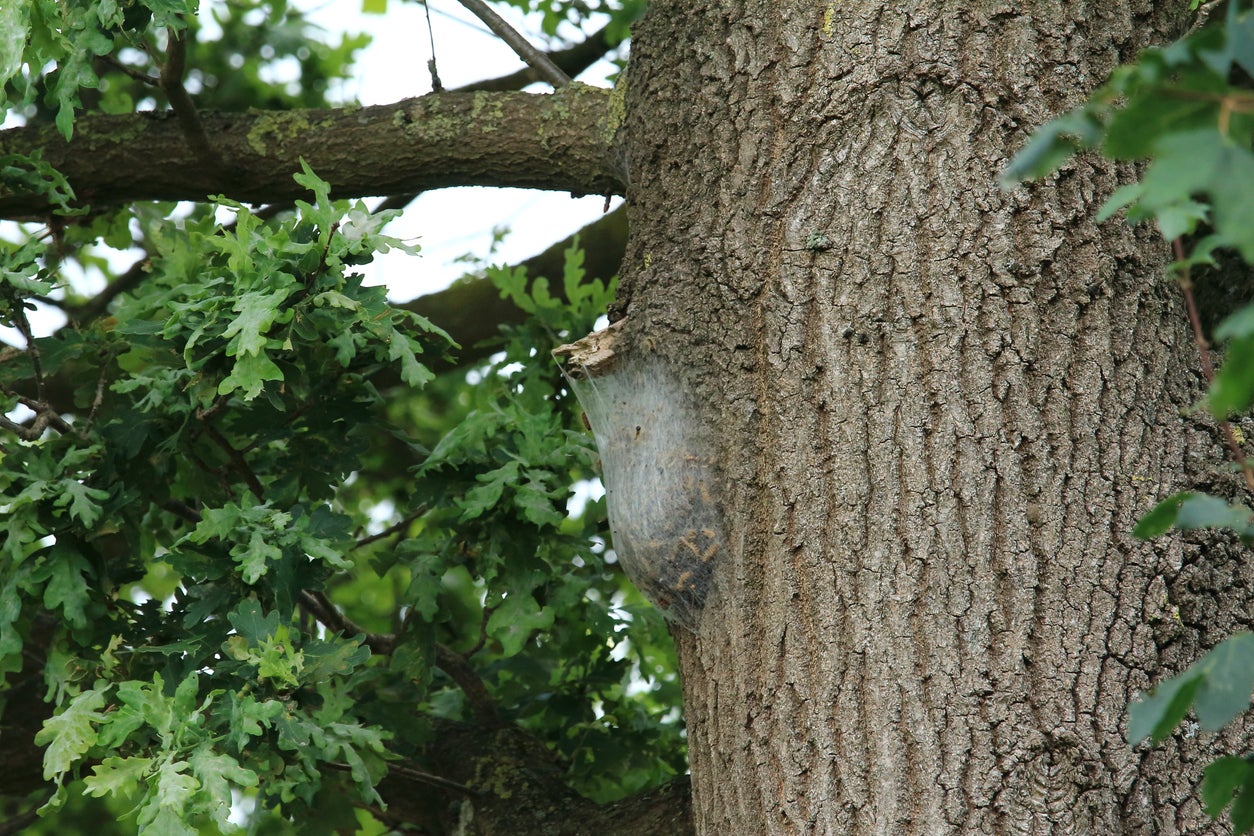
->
[614, 1, 1242, 833]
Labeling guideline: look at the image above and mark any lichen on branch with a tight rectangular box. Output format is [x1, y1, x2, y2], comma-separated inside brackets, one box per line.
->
[0, 87, 625, 218]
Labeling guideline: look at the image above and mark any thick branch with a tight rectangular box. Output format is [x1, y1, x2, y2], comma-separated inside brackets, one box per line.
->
[0, 88, 624, 218]
[398, 205, 627, 369]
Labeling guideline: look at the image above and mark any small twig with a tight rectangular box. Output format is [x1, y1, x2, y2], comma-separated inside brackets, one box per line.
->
[65, 257, 151, 326]
[317, 222, 339, 274]
[297, 590, 501, 723]
[85, 349, 112, 427]
[100, 53, 161, 86]
[197, 415, 266, 499]
[326, 759, 476, 795]
[8, 292, 46, 402]
[0, 392, 75, 440]
[465, 604, 491, 657]
[182, 442, 236, 497]
[454, 0, 571, 89]
[353, 505, 427, 550]
[160, 498, 203, 524]
[197, 395, 229, 422]
[160, 26, 223, 169]
[435, 641, 500, 724]
[456, 25, 614, 93]
[0, 803, 45, 836]
[1173, 237, 1254, 492]
[421, 0, 444, 92]
[389, 761, 479, 795]
[298, 589, 397, 654]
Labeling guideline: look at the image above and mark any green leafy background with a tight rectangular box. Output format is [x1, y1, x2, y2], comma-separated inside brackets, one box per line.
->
[0, 0, 673, 831]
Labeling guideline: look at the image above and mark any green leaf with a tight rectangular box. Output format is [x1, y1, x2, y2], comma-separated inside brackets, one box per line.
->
[1212, 335, 1254, 417]
[232, 529, 281, 584]
[1001, 108, 1105, 187]
[116, 674, 174, 739]
[136, 760, 199, 834]
[1133, 492, 1193, 539]
[1096, 183, 1145, 223]
[1204, 756, 1252, 817]
[1128, 670, 1202, 745]
[218, 350, 285, 399]
[1153, 199, 1209, 241]
[516, 477, 566, 528]
[1134, 492, 1254, 539]
[189, 746, 259, 827]
[84, 756, 154, 798]
[1216, 302, 1254, 342]
[460, 461, 521, 521]
[388, 331, 434, 388]
[42, 546, 92, 630]
[227, 599, 280, 642]
[255, 628, 304, 687]
[1175, 493, 1254, 534]
[1130, 634, 1254, 748]
[231, 695, 283, 748]
[1210, 144, 1254, 262]
[488, 592, 554, 657]
[56, 481, 110, 526]
[1103, 93, 1217, 160]
[1233, 5, 1254, 79]
[1237, 775, 1254, 835]
[0, 3, 28, 88]
[35, 686, 109, 781]
[223, 289, 288, 356]
[1194, 634, 1254, 732]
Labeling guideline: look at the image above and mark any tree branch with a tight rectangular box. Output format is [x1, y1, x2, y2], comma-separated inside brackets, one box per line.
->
[458, 25, 617, 93]
[0, 88, 624, 219]
[455, 0, 571, 88]
[159, 26, 223, 171]
[393, 205, 627, 372]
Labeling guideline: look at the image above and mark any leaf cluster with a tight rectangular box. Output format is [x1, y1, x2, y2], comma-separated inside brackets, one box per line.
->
[1, 0, 677, 830]
[0, 161, 682, 830]
[1, 0, 367, 141]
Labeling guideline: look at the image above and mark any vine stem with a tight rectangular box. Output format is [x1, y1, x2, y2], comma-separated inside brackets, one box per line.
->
[1173, 237, 1254, 493]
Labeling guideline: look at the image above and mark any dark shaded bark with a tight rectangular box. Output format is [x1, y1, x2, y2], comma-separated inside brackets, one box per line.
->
[0, 87, 624, 219]
[381, 720, 693, 835]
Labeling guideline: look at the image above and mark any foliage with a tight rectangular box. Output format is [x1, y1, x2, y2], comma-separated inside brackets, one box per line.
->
[0, 0, 677, 831]
[1006, 2, 1254, 831]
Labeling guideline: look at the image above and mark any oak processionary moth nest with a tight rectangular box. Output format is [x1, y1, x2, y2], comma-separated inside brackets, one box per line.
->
[555, 321, 724, 629]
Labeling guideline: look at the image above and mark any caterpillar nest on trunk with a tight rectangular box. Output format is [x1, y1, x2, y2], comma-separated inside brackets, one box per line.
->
[555, 321, 724, 630]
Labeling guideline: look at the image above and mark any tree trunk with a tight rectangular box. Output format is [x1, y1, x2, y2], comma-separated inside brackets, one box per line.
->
[619, 2, 1236, 833]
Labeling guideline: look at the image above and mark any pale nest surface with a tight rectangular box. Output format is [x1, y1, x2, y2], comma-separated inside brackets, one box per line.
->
[558, 340, 724, 629]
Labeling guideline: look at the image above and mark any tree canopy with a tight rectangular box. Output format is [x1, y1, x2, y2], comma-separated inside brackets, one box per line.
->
[1, 2, 673, 833]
